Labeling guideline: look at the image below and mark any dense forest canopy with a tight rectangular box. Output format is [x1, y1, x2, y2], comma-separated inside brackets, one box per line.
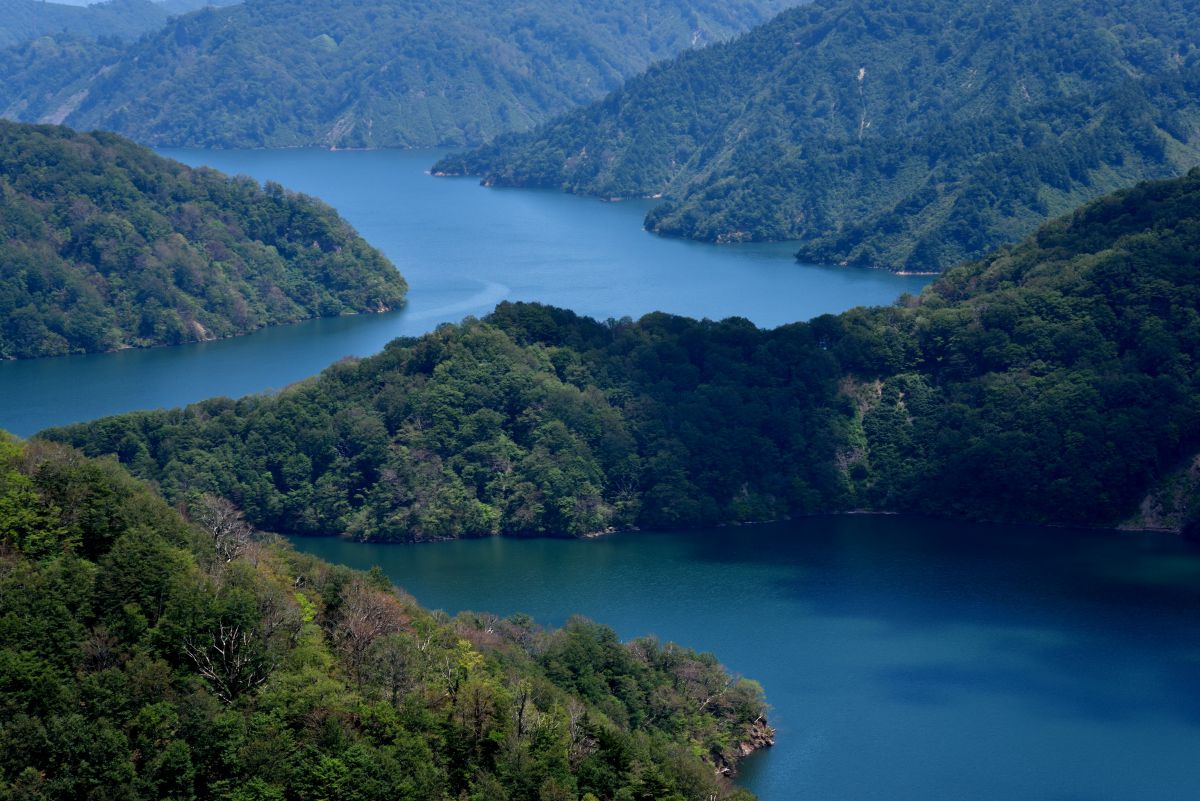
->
[436, 0, 1200, 272]
[47, 170, 1200, 540]
[0, 0, 167, 49]
[0, 433, 768, 800]
[0, 121, 407, 359]
[0, 0, 797, 149]
[157, 0, 242, 15]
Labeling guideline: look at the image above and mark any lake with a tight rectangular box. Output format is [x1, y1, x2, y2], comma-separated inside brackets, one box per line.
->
[289, 517, 1200, 801]
[0, 148, 928, 436]
[5, 147, 1195, 801]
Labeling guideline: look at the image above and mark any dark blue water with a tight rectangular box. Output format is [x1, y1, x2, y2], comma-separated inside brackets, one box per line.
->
[0, 149, 928, 436]
[289, 517, 1200, 801]
[6, 147, 1188, 801]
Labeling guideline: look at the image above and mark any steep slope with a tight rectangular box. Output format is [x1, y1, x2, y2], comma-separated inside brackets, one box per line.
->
[0, 0, 167, 49]
[0, 433, 768, 799]
[436, 0, 1200, 272]
[47, 170, 1200, 539]
[0, 121, 407, 359]
[0, 36, 121, 127]
[1, 0, 798, 149]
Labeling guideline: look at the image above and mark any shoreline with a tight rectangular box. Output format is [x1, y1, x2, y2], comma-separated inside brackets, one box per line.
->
[717, 716, 776, 778]
[0, 304, 406, 364]
[300, 508, 1193, 548]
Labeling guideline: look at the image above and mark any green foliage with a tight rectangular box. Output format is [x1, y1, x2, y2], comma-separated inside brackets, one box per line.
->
[0, 438, 766, 800]
[0, 0, 793, 149]
[0, 0, 167, 50]
[43, 306, 842, 539]
[0, 121, 407, 359]
[437, 0, 1200, 271]
[0, 34, 121, 124]
[46, 169, 1200, 535]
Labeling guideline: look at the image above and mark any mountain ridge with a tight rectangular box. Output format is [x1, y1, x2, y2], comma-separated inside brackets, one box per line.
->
[0, 0, 798, 149]
[0, 0, 168, 49]
[45, 168, 1200, 540]
[435, 0, 1200, 272]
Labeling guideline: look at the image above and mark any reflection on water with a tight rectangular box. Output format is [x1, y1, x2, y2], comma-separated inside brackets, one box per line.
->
[0, 149, 929, 436]
[289, 516, 1200, 801]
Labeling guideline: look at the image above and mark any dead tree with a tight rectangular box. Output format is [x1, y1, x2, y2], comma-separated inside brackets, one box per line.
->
[191, 494, 253, 563]
[183, 622, 270, 704]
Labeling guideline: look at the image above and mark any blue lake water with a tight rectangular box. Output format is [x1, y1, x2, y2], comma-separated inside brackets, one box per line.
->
[3, 147, 1194, 801]
[290, 517, 1200, 801]
[0, 148, 927, 436]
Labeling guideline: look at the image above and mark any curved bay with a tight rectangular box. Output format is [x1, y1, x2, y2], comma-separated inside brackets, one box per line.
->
[0, 148, 927, 436]
[6, 148, 1190, 801]
[290, 516, 1200, 801]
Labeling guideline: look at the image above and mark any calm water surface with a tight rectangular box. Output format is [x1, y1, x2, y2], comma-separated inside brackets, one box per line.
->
[0, 148, 928, 436]
[5, 149, 1189, 800]
[290, 517, 1200, 801]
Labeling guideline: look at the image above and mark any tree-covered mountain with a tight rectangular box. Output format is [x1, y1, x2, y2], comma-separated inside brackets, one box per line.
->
[435, 0, 1200, 273]
[157, 0, 241, 15]
[0, 0, 167, 49]
[47, 169, 1200, 539]
[0, 0, 797, 149]
[0, 36, 122, 126]
[0, 433, 768, 800]
[0, 121, 407, 359]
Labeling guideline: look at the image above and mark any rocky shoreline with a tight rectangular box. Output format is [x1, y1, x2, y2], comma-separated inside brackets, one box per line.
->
[717, 715, 776, 777]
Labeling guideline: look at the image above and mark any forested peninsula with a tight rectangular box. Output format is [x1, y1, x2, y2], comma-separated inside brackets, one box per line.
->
[0, 0, 794, 149]
[0, 434, 769, 800]
[0, 121, 407, 359]
[46, 170, 1200, 541]
[435, 0, 1200, 273]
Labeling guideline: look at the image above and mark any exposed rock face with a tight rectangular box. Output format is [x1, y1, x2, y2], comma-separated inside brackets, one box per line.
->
[1121, 452, 1200, 534]
[717, 715, 776, 776]
[740, 716, 777, 756]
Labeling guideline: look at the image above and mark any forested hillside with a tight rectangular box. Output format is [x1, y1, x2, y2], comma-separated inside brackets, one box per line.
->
[0, 434, 768, 799]
[436, 0, 1200, 272]
[0, 121, 407, 359]
[0, 0, 796, 149]
[48, 170, 1200, 539]
[0, 0, 167, 49]
[0, 36, 120, 126]
[158, 0, 241, 14]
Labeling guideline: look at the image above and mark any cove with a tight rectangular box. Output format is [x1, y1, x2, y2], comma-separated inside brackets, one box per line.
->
[289, 517, 1200, 801]
[0, 148, 928, 436]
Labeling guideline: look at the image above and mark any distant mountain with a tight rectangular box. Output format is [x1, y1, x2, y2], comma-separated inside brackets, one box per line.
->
[156, 0, 240, 14]
[436, 0, 1200, 272]
[0, 0, 798, 149]
[0, 36, 119, 126]
[0, 121, 407, 359]
[0, 0, 167, 48]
